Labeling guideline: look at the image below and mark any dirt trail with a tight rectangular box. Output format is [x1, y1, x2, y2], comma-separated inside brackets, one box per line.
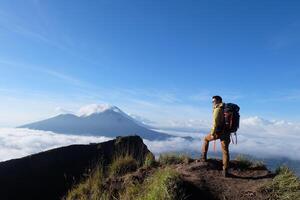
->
[173, 159, 274, 200]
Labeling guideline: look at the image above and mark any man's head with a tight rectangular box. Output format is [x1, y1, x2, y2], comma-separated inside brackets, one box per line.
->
[212, 95, 222, 106]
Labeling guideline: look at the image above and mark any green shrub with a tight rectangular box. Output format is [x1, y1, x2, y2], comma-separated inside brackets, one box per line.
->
[261, 166, 300, 200]
[120, 168, 186, 200]
[64, 166, 108, 200]
[120, 179, 143, 200]
[143, 153, 157, 168]
[235, 154, 265, 170]
[109, 155, 138, 177]
[235, 154, 252, 169]
[158, 153, 191, 165]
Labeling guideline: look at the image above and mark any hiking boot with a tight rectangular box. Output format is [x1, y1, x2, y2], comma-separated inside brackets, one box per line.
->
[222, 169, 229, 178]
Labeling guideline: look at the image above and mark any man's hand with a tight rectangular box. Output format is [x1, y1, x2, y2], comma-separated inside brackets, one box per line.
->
[211, 133, 216, 139]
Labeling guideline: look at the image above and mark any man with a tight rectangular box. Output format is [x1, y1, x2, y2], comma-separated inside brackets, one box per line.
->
[201, 95, 230, 177]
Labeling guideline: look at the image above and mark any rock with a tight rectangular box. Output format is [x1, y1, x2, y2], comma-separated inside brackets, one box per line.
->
[0, 135, 152, 200]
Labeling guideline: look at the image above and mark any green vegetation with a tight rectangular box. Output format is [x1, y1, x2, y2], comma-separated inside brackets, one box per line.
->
[143, 152, 157, 168]
[158, 153, 191, 165]
[120, 167, 186, 200]
[64, 155, 138, 200]
[65, 156, 186, 200]
[235, 154, 265, 170]
[64, 166, 108, 200]
[109, 155, 138, 177]
[261, 166, 300, 200]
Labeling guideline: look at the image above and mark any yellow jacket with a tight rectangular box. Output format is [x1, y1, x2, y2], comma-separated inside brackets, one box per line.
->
[211, 103, 225, 136]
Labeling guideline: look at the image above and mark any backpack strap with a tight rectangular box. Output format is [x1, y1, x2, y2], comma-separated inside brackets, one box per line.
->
[230, 132, 238, 145]
[230, 134, 235, 144]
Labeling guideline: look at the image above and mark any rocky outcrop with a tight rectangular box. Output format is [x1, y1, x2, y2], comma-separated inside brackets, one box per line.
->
[0, 135, 151, 200]
[174, 159, 275, 200]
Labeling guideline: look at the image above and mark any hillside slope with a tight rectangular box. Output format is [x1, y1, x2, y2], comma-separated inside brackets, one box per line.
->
[174, 159, 274, 200]
[0, 135, 151, 200]
[65, 156, 283, 200]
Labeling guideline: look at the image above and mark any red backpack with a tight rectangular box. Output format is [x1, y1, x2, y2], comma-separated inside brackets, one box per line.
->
[224, 103, 240, 144]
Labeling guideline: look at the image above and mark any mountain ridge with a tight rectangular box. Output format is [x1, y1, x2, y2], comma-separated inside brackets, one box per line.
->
[0, 135, 151, 200]
[19, 106, 172, 140]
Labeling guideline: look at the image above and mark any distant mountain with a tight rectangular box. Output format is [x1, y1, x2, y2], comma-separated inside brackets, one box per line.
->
[19, 105, 172, 140]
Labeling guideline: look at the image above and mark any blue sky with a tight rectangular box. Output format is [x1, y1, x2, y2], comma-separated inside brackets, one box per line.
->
[0, 0, 300, 127]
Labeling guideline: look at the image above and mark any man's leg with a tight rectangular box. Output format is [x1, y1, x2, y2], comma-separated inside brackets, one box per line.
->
[220, 137, 230, 176]
[201, 133, 215, 161]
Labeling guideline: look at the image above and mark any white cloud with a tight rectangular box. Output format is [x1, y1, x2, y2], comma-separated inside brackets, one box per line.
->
[144, 137, 202, 154]
[78, 104, 121, 116]
[228, 116, 300, 159]
[128, 114, 156, 126]
[240, 116, 300, 136]
[1, 116, 300, 163]
[55, 107, 74, 115]
[0, 128, 112, 162]
[147, 116, 300, 161]
[153, 119, 211, 133]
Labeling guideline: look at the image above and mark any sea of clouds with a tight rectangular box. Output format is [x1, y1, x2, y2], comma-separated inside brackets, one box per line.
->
[148, 116, 300, 160]
[0, 128, 112, 162]
[0, 116, 300, 162]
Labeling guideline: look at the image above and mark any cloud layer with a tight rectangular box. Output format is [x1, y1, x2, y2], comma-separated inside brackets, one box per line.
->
[0, 116, 300, 162]
[148, 116, 300, 160]
[0, 128, 112, 162]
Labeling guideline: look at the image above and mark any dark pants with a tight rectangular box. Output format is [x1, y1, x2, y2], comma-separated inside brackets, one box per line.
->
[202, 132, 231, 170]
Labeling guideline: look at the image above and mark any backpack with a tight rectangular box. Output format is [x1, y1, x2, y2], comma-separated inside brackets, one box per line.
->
[224, 103, 240, 144]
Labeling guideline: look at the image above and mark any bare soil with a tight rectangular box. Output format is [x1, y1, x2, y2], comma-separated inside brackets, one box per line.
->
[173, 159, 274, 200]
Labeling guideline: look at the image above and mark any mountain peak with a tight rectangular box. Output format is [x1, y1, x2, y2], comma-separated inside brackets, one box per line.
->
[20, 104, 172, 140]
[78, 104, 121, 117]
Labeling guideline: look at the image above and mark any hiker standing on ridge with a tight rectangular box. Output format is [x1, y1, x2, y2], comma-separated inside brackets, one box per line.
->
[201, 95, 230, 177]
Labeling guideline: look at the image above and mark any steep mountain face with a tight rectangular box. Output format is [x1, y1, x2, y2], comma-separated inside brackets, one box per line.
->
[0, 135, 152, 200]
[19, 106, 171, 140]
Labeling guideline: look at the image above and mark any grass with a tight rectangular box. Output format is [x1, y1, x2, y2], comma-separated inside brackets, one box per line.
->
[235, 154, 266, 170]
[109, 155, 138, 177]
[158, 153, 192, 165]
[261, 166, 300, 200]
[64, 166, 108, 200]
[65, 155, 138, 200]
[120, 167, 186, 200]
[143, 152, 157, 168]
